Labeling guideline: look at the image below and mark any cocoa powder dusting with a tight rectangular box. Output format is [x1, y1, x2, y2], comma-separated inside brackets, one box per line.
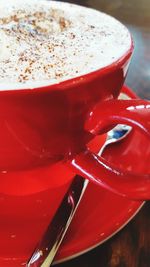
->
[0, 0, 131, 88]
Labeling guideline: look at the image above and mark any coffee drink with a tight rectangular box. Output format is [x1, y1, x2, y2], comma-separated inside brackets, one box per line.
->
[0, 0, 131, 89]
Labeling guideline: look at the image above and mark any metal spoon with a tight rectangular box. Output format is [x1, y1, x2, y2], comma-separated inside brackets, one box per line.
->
[27, 176, 88, 267]
[27, 122, 132, 267]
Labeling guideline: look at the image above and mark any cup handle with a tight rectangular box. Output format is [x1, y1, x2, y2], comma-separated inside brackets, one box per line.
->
[68, 98, 150, 200]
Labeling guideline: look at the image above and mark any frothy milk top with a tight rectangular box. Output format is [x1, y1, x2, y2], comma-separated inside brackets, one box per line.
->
[0, 0, 131, 90]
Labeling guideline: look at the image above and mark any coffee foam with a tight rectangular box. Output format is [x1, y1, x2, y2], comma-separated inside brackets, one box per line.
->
[0, 0, 132, 90]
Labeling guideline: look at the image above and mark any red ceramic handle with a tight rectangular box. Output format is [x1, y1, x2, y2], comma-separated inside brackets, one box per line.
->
[69, 99, 150, 200]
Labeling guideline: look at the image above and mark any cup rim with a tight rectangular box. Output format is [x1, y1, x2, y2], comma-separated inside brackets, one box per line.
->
[0, 36, 134, 93]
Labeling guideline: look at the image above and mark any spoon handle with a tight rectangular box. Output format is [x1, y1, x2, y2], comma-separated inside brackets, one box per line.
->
[27, 176, 88, 267]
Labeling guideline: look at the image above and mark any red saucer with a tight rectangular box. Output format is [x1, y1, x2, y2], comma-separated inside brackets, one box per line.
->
[54, 86, 146, 264]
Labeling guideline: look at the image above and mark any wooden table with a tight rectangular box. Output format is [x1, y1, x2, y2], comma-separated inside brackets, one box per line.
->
[57, 1, 150, 266]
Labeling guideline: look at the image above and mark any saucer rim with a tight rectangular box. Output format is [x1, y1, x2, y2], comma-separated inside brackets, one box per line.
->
[53, 201, 145, 265]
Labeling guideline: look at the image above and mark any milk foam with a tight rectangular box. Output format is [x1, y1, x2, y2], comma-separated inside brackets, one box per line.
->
[0, 0, 131, 90]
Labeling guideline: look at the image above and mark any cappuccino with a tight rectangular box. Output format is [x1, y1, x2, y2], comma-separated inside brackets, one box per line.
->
[0, 0, 131, 89]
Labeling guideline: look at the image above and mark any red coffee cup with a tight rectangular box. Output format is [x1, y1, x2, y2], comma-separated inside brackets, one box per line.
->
[0, 37, 150, 200]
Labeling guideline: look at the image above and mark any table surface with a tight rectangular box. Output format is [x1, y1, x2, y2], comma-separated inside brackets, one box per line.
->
[56, 1, 150, 267]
